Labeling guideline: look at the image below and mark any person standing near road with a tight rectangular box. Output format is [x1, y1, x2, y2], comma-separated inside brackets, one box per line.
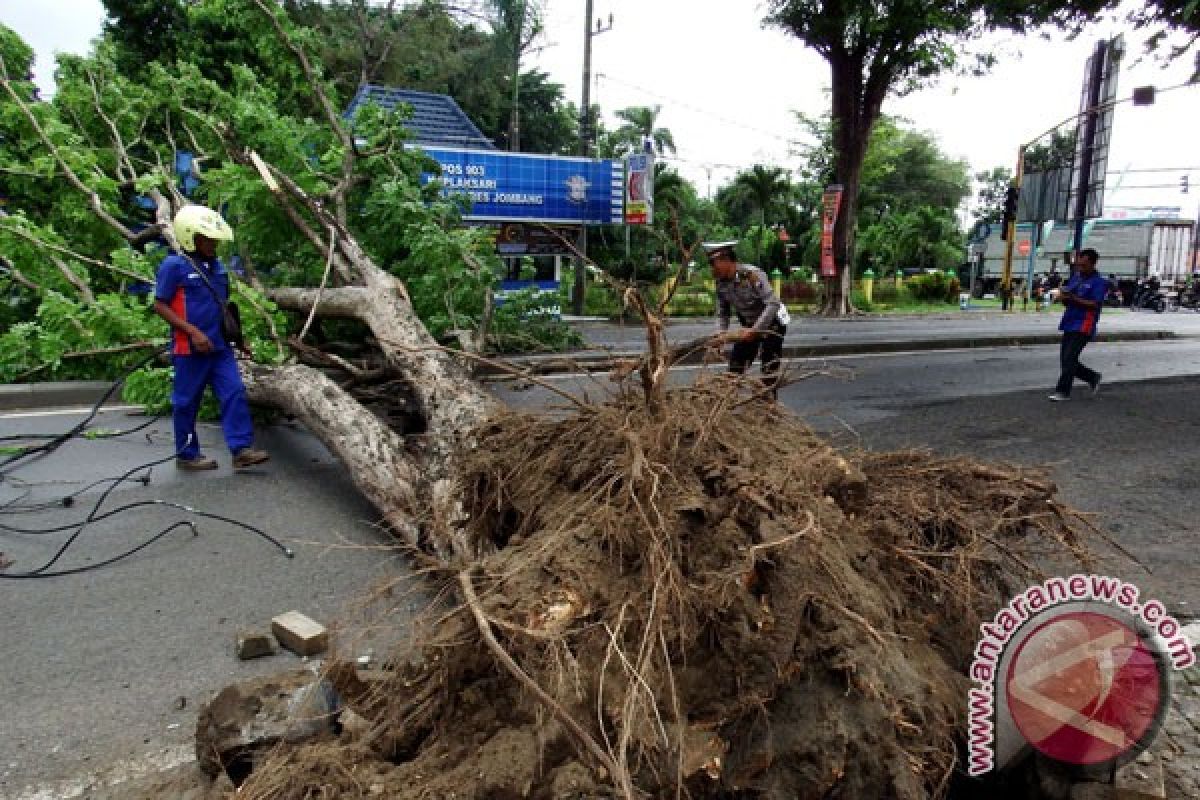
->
[706, 241, 788, 397]
[1048, 248, 1107, 402]
[153, 205, 270, 470]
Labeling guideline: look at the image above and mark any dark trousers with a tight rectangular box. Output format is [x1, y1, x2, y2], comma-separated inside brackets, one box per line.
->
[1055, 331, 1100, 396]
[729, 322, 787, 390]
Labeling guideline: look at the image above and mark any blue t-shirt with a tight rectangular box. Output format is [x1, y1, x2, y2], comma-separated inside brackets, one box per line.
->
[154, 253, 230, 355]
[1058, 271, 1109, 338]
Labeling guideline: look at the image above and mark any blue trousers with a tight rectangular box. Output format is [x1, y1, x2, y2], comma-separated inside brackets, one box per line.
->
[171, 350, 254, 459]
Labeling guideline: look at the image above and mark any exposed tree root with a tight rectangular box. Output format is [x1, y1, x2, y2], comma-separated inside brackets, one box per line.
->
[230, 381, 1093, 800]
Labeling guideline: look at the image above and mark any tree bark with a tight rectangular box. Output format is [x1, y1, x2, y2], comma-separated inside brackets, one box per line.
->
[267, 270, 500, 562]
[241, 362, 428, 550]
[824, 48, 887, 316]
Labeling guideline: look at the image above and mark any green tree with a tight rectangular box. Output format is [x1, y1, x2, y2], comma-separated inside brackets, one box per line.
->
[1128, 1, 1200, 78]
[972, 166, 1013, 226]
[794, 114, 968, 275]
[1024, 128, 1078, 172]
[764, 0, 1106, 314]
[609, 105, 676, 158]
[505, 70, 577, 155]
[728, 166, 792, 229]
[101, 0, 189, 76]
[486, 0, 543, 151]
[728, 165, 794, 264]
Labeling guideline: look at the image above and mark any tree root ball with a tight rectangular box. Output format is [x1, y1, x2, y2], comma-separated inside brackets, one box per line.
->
[234, 386, 1093, 799]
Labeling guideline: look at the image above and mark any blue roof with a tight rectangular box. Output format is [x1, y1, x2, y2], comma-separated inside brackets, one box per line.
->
[345, 85, 495, 150]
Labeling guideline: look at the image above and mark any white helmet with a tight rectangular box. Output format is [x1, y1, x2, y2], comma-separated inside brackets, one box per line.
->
[173, 204, 234, 252]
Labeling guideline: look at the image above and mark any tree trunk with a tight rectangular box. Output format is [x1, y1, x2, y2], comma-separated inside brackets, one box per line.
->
[266, 264, 499, 562]
[242, 362, 427, 548]
[824, 49, 883, 316]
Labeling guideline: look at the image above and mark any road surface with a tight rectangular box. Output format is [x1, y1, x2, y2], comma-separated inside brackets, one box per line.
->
[4, 335, 1200, 796]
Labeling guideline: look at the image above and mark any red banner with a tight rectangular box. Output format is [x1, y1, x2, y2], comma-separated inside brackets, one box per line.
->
[820, 185, 844, 278]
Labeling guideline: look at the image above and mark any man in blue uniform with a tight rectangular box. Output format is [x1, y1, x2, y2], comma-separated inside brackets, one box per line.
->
[153, 205, 269, 470]
[707, 241, 788, 396]
[1048, 248, 1107, 402]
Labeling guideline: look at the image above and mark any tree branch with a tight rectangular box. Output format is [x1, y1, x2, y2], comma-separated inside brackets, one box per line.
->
[251, 0, 355, 224]
[0, 56, 141, 244]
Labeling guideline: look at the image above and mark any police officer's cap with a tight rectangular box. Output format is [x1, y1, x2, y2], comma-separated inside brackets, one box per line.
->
[703, 241, 738, 260]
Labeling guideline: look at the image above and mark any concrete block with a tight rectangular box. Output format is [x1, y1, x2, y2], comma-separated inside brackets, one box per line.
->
[235, 631, 275, 660]
[271, 611, 328, 656]
[1115, 751, 1165, 799]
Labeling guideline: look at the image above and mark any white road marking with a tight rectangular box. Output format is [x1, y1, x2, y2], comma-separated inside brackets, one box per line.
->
[0, 406, 143, 420]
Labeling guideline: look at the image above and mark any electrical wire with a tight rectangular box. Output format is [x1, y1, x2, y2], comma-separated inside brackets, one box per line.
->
[0, 347, 166, 475]
[0, 473, 151, 515]
[0, 363, 295, 577]
[0, 449, 294, 579]
[0, 522, 199, 579]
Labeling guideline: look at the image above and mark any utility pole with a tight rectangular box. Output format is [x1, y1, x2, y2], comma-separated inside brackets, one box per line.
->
[508, 0, 525, 153]
[572, 1, 612, 315]
[1071, 39, 1107, 259]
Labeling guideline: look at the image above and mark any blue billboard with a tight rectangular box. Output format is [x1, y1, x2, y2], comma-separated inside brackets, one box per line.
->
[419, 147, 623, 226]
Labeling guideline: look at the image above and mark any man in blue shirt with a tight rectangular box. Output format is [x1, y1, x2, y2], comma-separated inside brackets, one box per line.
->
[1048, 248, 1107, 402]
[153, 205, 269, 470]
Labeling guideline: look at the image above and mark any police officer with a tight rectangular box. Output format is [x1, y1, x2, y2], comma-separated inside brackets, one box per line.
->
[706, 241, 788, 396]
[153, 205, 270, 471]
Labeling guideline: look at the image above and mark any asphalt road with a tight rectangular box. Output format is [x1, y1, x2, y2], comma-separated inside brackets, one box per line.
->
[0, 417, 417, 799]
[496, 337, 1200, 427]
[566, 307, 1200, 352]
[4, 335, 1200, 796]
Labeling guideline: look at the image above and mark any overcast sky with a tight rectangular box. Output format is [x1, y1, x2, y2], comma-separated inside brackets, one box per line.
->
[3, 0, 1196, 218]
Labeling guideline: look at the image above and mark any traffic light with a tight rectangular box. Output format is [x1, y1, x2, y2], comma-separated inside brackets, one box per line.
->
[1183, 175, 1190, 194]
[1000, 186, 1019, 240]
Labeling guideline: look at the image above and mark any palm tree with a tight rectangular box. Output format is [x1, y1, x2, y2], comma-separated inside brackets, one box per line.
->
[731, 165, 793, 262]
[611, 105, 676, 158]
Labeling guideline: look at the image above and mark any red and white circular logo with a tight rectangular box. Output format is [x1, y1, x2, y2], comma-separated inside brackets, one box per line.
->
[1005, 609, 1168, 766]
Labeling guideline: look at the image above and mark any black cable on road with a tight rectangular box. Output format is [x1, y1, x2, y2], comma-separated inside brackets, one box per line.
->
[0, 347, 166, 476]
[0, 436, 293, 579]
[0, 521, 199, 579]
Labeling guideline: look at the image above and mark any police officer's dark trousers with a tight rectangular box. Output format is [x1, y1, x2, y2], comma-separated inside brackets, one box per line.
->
[172, 350, 254, 459]
[729, 320, 787, 390]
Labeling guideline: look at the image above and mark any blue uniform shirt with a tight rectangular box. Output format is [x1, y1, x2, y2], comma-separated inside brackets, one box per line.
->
[155, 253, 230, 355]
[1058, 271, 1109, 338]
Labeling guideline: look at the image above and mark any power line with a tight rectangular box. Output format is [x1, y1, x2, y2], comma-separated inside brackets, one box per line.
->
[595, 73, 806, 146]
[1107, 167, 1200, 174]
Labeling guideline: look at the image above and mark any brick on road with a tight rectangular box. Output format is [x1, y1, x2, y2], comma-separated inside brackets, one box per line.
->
[271, 611, 328, 656]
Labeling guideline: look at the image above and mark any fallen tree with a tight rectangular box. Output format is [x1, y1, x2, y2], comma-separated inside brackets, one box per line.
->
[1, 6, 1099, 798]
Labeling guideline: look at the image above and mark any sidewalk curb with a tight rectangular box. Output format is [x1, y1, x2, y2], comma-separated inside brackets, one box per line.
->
[480, 330, 1177, 377]
[0, 381, 119, 412]
[0, 331, 1179, 407]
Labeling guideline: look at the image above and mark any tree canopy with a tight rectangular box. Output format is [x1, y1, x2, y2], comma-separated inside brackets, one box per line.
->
[763, 0, 1109, 312]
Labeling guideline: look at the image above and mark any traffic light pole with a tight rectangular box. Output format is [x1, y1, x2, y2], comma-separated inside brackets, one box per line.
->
[1000, 147, 1025, 311]
[572, 0, 596, 316]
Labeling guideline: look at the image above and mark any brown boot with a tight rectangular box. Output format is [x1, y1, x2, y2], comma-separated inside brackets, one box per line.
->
[232, 448, 270, 469]
[176, 455, 218, 471]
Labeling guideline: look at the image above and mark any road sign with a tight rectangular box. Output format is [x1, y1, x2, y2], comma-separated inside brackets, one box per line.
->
[624, 153, 654, 225]
[420, 147, 623, 225]
[820, 185, 844, 278]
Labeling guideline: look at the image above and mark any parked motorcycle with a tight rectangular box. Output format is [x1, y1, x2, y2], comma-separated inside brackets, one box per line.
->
[1178, 282, 1200, 311]
[1130, 277, 1167, 313]
[1165, 283, 1182, 312]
